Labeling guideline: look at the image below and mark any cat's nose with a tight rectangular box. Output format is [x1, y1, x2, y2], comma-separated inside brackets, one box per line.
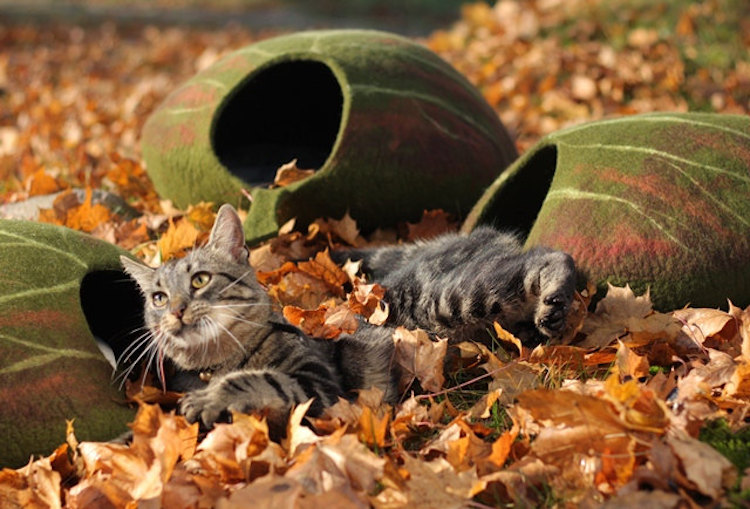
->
[170, 302, 187, 319]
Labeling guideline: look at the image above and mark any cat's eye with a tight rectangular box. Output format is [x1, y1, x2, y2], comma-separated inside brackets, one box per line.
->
[152, 292, 168, 307]
[191, 272, 211, 289]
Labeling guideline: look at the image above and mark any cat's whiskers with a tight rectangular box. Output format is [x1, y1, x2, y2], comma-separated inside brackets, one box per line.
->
[218, 269, 255, 295]
[212, 318, 246, 354]
[115, 327, 156, 370]
[211, 302, 271, 309]
[114, 330, 162, 389]
[213, 309, 267, 330]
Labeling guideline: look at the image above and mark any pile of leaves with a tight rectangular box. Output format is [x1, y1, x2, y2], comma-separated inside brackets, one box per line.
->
[1, 0, 750, 506]
[3, 209, 750, 507]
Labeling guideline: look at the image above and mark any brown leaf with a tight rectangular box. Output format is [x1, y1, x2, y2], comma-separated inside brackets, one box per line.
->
[374, 455, 484, 509]
[272, 159, 315, 187]
[282, 300, 358, 339]
[406, 209, 458, 241]
[392, 327, 447, 393]
[349, 279, 389, 325]
[297, 250, 349, 297]
[667, 431, 736, 498]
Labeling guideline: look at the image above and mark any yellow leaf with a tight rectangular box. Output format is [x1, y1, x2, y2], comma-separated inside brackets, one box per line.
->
[493, 321, 523, 356]
[357, 405, 390, 449]
[157, 217, 201, 260]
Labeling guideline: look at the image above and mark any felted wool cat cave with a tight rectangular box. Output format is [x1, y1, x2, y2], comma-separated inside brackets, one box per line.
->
[0, 220, 142, 468]
[141, 29, 517, 243]
[463, 112, 750, 311]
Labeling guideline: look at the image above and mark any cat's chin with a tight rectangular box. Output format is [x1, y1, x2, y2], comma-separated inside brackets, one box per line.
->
[162, 335, 238, 371]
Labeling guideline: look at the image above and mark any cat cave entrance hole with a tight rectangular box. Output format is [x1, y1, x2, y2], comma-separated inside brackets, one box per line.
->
[80, 270, 146, 368]
[212, 60, 344, 185]
[483, 145, 558, 240]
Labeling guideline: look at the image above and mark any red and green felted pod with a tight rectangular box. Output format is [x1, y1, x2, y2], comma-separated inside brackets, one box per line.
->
[0, 220, 140, 468]
[141, 29, 517, 244]
[463, 112, 750, 310]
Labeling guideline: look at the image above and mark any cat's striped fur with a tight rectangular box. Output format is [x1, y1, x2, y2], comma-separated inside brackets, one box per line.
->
[337, 228, 576, 343]
[121, 205, 576, 431]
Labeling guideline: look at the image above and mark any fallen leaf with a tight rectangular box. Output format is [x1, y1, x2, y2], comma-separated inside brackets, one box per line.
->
[64, 187, 113, 233]
[392, 327, 448, 393]
[157, 217, 201, 260]
[667, 430, 736, 498]
[272, 159, 315, 188]
[406, 209, 458, 241]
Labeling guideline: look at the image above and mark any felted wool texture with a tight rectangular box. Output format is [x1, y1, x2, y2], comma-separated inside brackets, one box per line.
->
[463, 112, 750, 311]
[0, 220, 137, 468]
[141, 29, 517, 244]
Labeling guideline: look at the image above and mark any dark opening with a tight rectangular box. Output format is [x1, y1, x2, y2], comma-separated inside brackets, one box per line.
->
[485, 145, 558, 240]
[80, 270, 145, 366]
[212, 60, 343, 186]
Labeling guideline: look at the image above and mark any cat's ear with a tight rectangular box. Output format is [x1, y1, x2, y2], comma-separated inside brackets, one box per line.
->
[120, 255, 155, 287]
[208, 204, 249, 264]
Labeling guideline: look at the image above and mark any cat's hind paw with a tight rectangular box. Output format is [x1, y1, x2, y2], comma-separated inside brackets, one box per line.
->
[534, 252, 576, 338]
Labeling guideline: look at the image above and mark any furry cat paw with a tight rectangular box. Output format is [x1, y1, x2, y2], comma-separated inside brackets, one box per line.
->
[179, 387, 230, 428]
[534, 252, 576, 338]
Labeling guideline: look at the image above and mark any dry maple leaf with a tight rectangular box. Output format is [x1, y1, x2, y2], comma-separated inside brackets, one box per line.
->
[579, 284, 681, 349]
[64, 187, 113, 233]
[666, 430, 736, 498]
[282, 299, 358, 339]
[392, 327, 448, 393]
[373, 454, 484, 509]
[349, 279, 389, 325]
[157, 216, 202, 261]
[514, 388, 638, 489]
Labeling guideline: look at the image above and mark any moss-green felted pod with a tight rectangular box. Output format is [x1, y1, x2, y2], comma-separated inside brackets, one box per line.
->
[142, 29, 517, 244]
[463, 112, 750, 310]
[0, 220, 142, 468]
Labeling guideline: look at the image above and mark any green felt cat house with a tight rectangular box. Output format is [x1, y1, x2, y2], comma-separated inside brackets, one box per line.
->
[463, 112, 750, 310]
[0, 220, 141, 468]
[141, 29, 518, 244]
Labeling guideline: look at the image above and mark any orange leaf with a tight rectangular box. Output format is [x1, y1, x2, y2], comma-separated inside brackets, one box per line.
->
[348, 279, 389, 325]
[25, 169, 62, 196]
[272, 159, 315, 187]
[65, 188, 112, 233]
[297, 250, 349, 297]
[357, 405, 389, 449]
[186, 201, 216, 231]
[406, 209, 458, 241]
[157, 217, 201, 260]
[494, 321, 523, 356]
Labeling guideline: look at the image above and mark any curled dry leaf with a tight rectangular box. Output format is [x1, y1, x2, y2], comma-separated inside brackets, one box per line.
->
[272, 159, 315, 188]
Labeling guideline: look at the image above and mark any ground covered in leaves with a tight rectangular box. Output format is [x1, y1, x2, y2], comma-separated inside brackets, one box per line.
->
[1, 0, 750, 507]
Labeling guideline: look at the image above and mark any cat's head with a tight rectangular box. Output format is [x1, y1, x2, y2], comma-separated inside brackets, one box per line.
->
[121, 204, 272, 371]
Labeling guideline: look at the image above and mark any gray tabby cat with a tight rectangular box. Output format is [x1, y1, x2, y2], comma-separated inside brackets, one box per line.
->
[120, 204, 575, 431]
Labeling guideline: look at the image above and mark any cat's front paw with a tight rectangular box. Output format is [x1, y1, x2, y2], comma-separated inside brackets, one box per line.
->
[179, 388, 230, 428]
[534, 252, 576, 338]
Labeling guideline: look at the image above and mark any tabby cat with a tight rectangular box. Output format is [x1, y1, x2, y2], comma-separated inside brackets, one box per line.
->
[121, 204, 575, 431]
